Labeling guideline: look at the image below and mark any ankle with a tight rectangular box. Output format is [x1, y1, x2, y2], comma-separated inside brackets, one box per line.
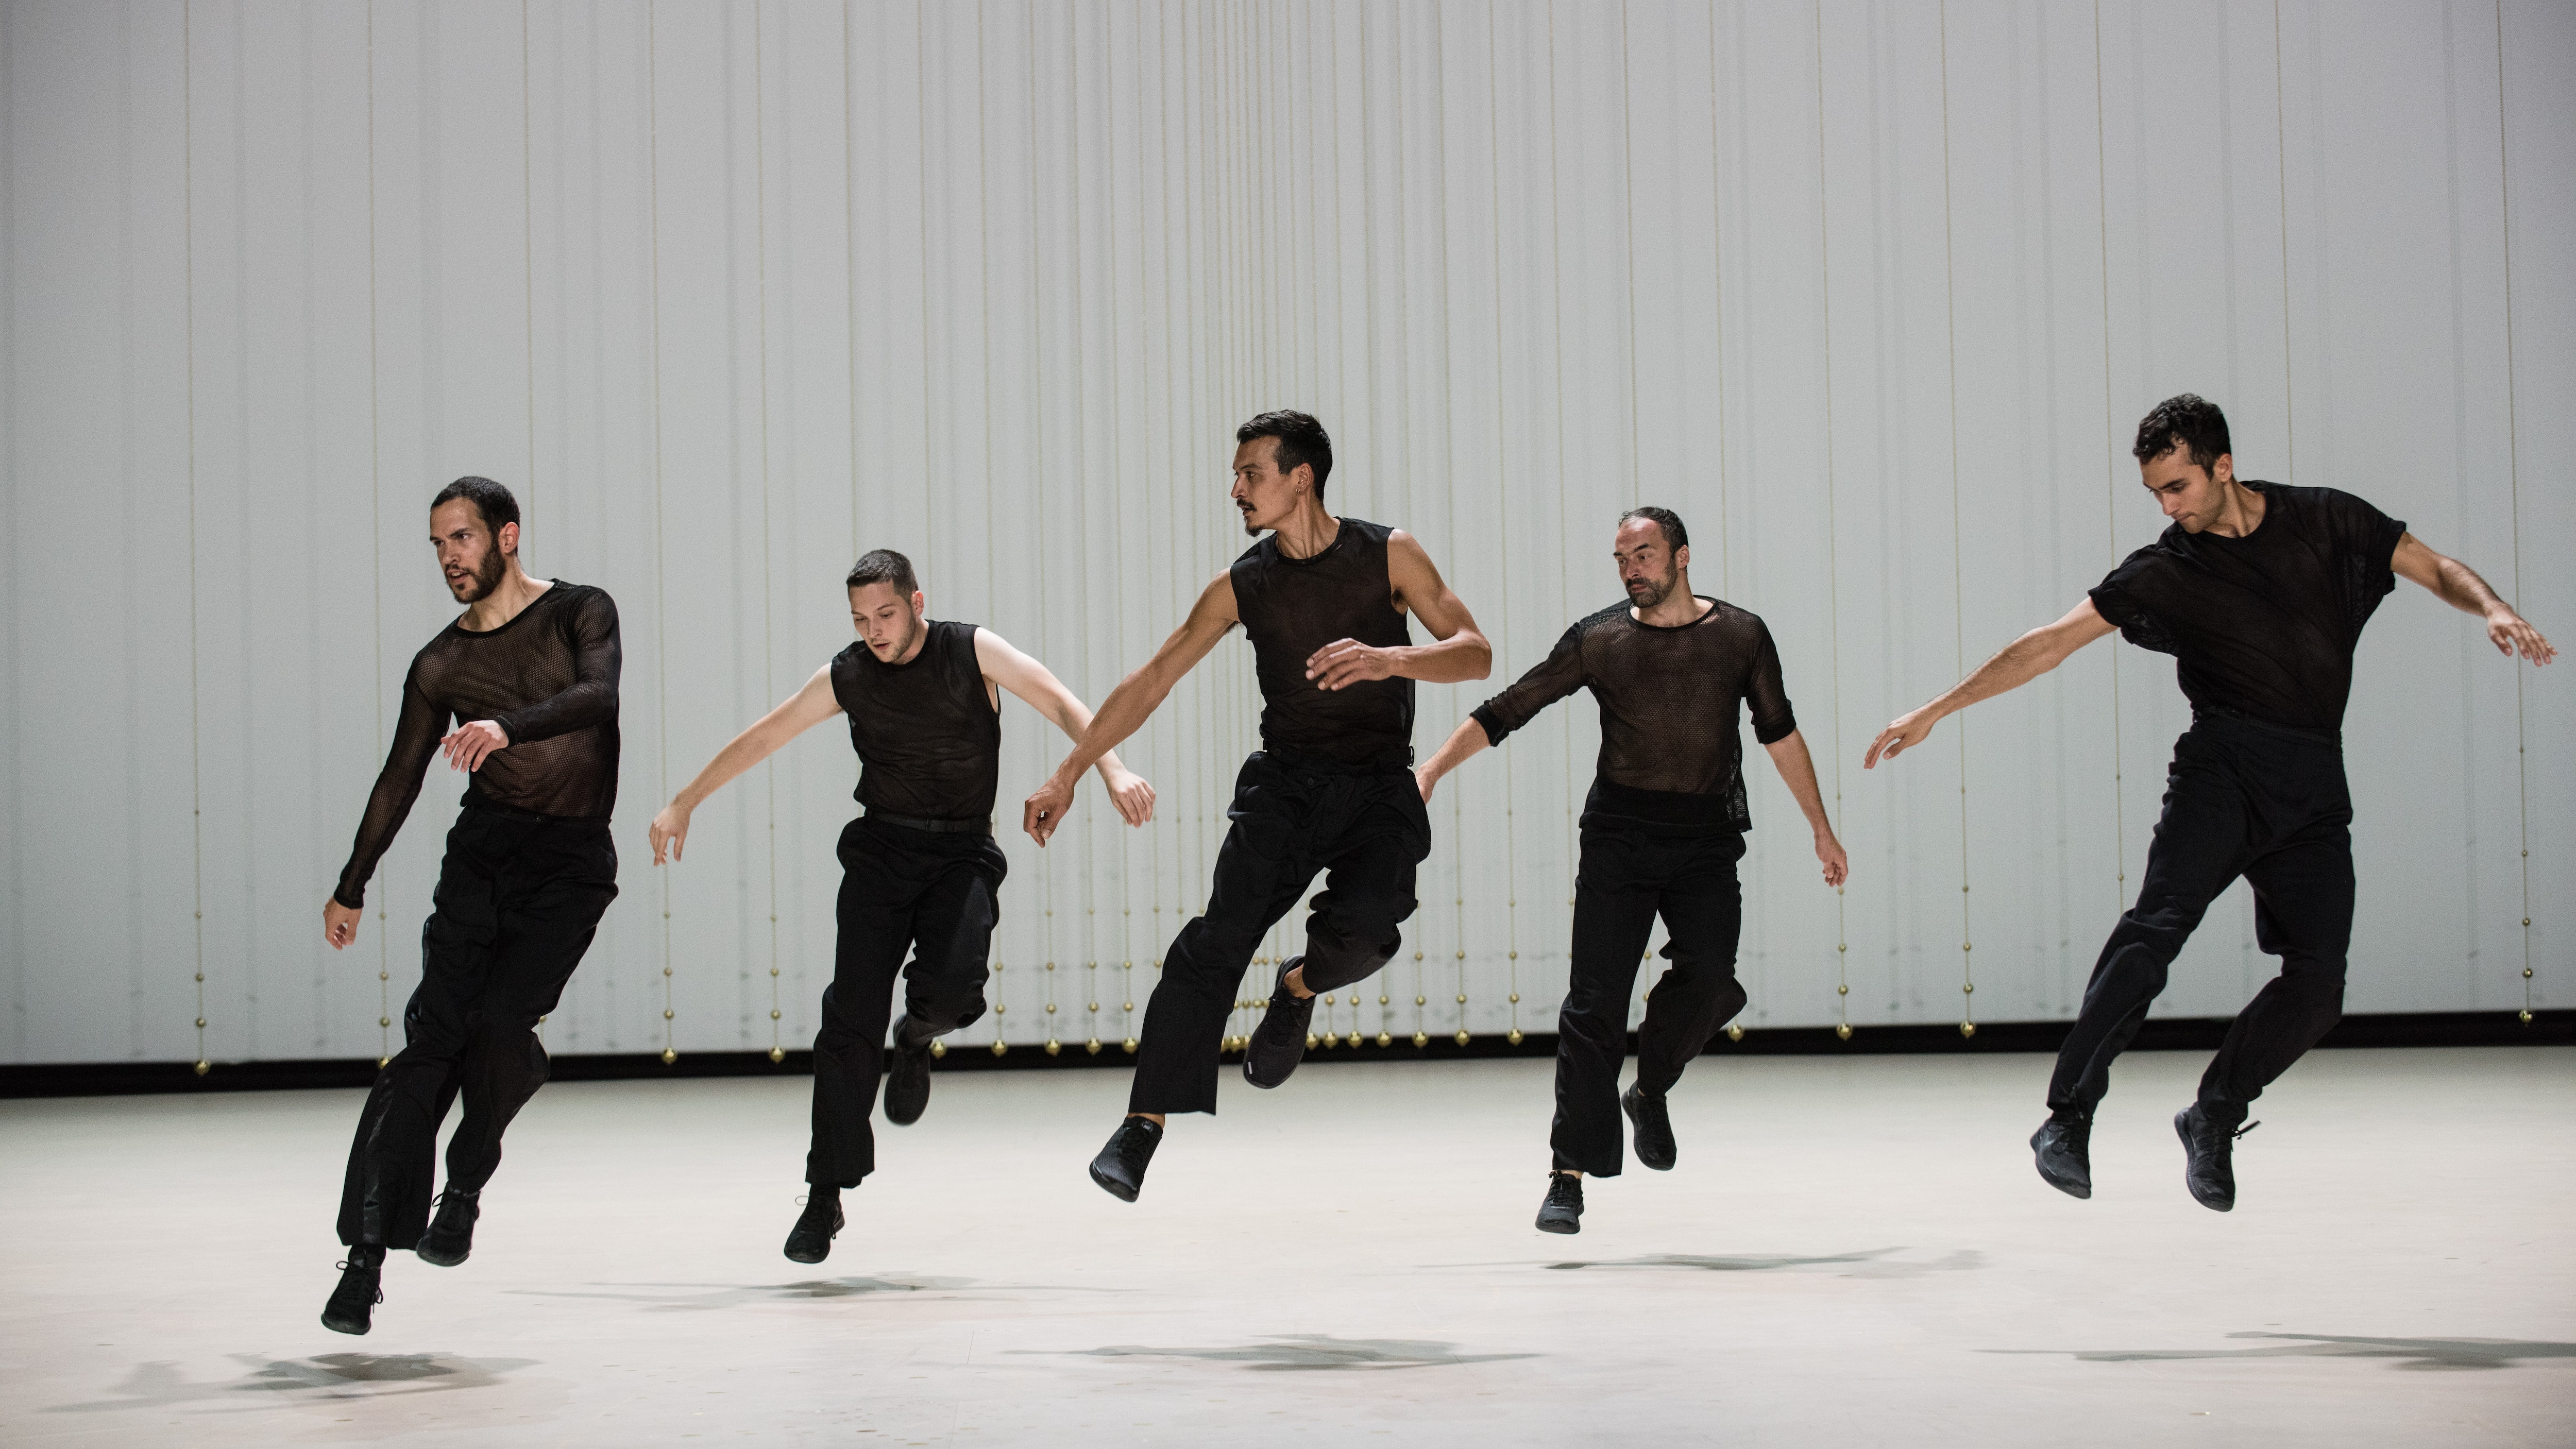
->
[1284, 968, 1313, 1000]
[1127, 1112, 1165, 1128]
[344, 1243, 385, 1269]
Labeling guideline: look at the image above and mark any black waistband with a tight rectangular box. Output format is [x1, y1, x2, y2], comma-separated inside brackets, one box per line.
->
[1581, 778, 1738, 831]
[865, 809, 993, 837]
[1255, 739, 1416, 776]
[2191, 706, 2341, 751]
[461, 799, 609, 826]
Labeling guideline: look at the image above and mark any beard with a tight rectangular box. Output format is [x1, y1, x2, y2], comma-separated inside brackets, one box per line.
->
[873, 613, 923, 660]
[1625, 564, 1680, 610]
[447, 547, 507, 602]
[1241, 505, 1260, 537]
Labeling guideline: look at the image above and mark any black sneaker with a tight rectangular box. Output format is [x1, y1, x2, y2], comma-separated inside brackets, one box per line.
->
[319, 1248, 385, 1336]
[416, 1187, 480, 1267]
[1535, 1171, 1584, 1234]
[2031, 1114, 2093, 1199]
[2176, 1105, 2257, 1212]
[883, 1034, 934, 1127]
[1622, 1083, 1676, 1171]
[783, 1189, 845, 1264]
[1242, 959, 1316, 1089]
[1088, 1116, 1163, 1202]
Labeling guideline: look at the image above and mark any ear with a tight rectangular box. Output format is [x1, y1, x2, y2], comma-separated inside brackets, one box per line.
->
[2210, 453, 2234, 485]
[910, 590, 927, 618]
[1290, 462, 1314, 496]
[497, 520, 520, 557]
[1672, 541, 1690, 572]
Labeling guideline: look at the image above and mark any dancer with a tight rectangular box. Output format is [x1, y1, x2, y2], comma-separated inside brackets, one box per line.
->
[318, 477, 623, 1335]
[1021, 411, 1492, 1201]
[1866, 394, 2555, 1211]
[1416, 508, 1849, 1234]
[649, 550, 1153, 1262]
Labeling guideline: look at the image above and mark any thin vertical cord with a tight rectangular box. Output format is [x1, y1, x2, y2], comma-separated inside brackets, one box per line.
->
[1027, 0, 1061, 1058]
[973, 0, 1007, 1056]
[647, 0, 675, 1065]
[1489, 5, 1521, 1051]
[1706, 0, 1731, 599]
[1936, 1, 1975, 1037]
[367, 0, 390, 1066]
[2091, 2, 2127, 928]
[1619, 0, 1640, 509]
[182, 0, 208, 1077]
[522, 0, 537, 529]
[1092, 0, 1118, 1058]
[1811, 0, 1850, 1040]
[2273, 0, 2295, 483]
[1548, 0, 1584, 1030]
[917, 1, 936, 571]
[754, 0, 782, 1063]
[844, 1, 858, 571]
[2491, 0, 2533, 1022]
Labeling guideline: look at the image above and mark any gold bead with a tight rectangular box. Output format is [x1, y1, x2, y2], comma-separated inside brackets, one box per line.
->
[1958, 1021, 1976, 1038]
[1123, 1037, 1139, 1053]
[990, 1041, 1008, 1056]
[195, 973, 206, 983]
[1045, 1003, 1057, 1014]
[377, 1055, 390, 1068]
[195, 1017, 207, 1029]
[1123, 1001, 1134, 1011]
[930, 1039, 947, 1058]
[660, 1047, 677, 1064]
[663, 965, 672, 976]
[1725, 1022, 1744, 1042]
[1506, 1028, 1523, 1046]
[1345, 1031, 1362, 1048]
[1415, 995, 1427, 1006]
[1508, 950, 1518, 960]
[1962, 982, 1974, 994]
[995, 1004, 1006, 1014]
[2524, 968, 2535, 979]
[1453, 1029, 1470, 1046]
[379, 1016, 392, 1027]
[1378, 994, 1389, 1005]
[194, 1060, 210, 1076]
[1836, 1022, 1853, 1041]
[1455, 950, 1465, 960]
[664, 1008, 675, 1019]
[1045, 1039, 1061, 1056]
[1836, 943, 1846, 952]
[1304, 1033, 1319, 1050]
[769, 967, 779, 977]
[1089, 1001, 1100, 1011]
[1376, 1031, 1392, 1047]
[767, 1046, 785, 1063]
[769, 1009, 781, 1020]
[1508, 993, 1519, 1004]
[1412, 1031, 1429, 1047]
[1086, 1038, 1102, 1055]
[1455, 994, 1467, 1004]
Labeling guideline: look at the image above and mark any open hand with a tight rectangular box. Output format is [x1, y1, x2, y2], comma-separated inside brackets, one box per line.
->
[2487, 608, 2557, 666]
[1102, 768, 1157, 827]
[1023, 773, 1077, 846]
[1863, 707, 1937, 769]
[649, 802, 691, 864]
[324, 896, 362, 950]
[442, 719, 510, 772]
[1305, 638, 1395, 691]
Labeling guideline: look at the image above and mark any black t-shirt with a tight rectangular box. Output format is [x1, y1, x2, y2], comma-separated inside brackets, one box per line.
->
[335, 582, 622, 907]
[2089, 482, 2405, 734]
[1470, 597, 1795, 831]
[830, 618, 1001, 823]
[1229, 517, 1416, 764]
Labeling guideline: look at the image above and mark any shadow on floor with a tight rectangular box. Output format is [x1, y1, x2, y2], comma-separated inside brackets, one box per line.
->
[1989, 1333, 2576, 1371]
[1532, 1248, 1985, 1278]
[1025, 1334, 1538, 1372]
[45, 1352, 539, 1413]
[507, 1275, 1123, 1310]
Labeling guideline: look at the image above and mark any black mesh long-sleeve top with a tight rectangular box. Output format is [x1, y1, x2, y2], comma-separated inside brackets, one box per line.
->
[1470, 597, 1796, 832]
[333, 583, 622, 908]
[2088, 482, 2404, 735]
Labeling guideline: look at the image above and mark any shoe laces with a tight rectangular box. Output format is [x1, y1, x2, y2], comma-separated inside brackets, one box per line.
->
[1113, 1119, 1160, 1167]
[2057, 1116, 2091, 1153]
[333, 1260, 386, 1304]
[2191, 1114, 2258, 1152]
[1544, 1172, 1582, 1207]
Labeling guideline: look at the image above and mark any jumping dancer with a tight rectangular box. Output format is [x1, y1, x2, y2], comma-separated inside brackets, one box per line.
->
[1417, 508, 1848, 1234]
[319, 477, 623, 1334]
[1020, 411, 1492, 1201]
[650, 551, 1152, 1262]
[1866, 394, 2555, 1210]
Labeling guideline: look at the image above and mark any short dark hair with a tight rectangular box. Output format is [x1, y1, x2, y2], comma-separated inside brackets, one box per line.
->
[2132, 394, 2232, 472]
[846, 549, 919, 596]
[1618, 505, 1688, 552]
[1236, 410, 1334, 501]
[431, 476, 520, 537]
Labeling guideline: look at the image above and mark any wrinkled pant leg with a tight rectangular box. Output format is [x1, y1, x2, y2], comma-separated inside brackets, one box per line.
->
[1632, 832, 1749, 1099]
[809, 823, 913, 1187]
[2200, 787, 2354, 1125]
[338, 820, 500, 1249]
[895, 839, 1004, 1047]
[1129, 758, 1318, 1116]
[440, 824, 617, 1197]
[2047, 739, 2252, 1119]
[1549, 829, 1664, 1177]
[1292, 778, 1431, 997]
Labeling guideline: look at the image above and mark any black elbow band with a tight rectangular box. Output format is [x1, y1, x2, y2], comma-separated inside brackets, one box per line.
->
[1470, 704, 1513, 748]
[1755, 710, 1797, 747]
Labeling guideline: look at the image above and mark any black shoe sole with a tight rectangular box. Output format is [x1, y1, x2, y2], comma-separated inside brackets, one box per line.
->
[782, 1242, 831, 1264]
[1535, 1216, 1581, 1235]
[415, 1240, 469, 1268]
[319, 1310, 372, 1336]
[2176, 1110, 2234, 1212]
[1088, 1160, 1140, 1202]
[1622, 1087, 1676, 1171]
[2030, 1124, 2093, 1200]
[884, 1051, 931, 1127]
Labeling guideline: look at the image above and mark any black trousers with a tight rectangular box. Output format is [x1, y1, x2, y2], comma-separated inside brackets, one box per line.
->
[2048, 711, 2354, 1128]
[337, 808, 617, 1248]
[1551, 822, 1749, 1175]
[1129, 747, 1431, 1115]
[807, 816, 1006, 1186]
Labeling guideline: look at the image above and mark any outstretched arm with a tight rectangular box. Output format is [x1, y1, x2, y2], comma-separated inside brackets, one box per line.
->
[1414, 715, 1492, 803]
[649, 666, 843, 864]
[2391, 533, 2556, 664]
[974, 627, 1155, 827]
[1762, 728, 1849, 887]
[324, 666, 448, 949]
[1304, 530, 1494, 691]
[1023, 571, 1240, 845]
[1865, 599, 2116, 769]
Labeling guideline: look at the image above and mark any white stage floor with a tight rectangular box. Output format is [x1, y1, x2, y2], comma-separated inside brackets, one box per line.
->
[2, 1046, 2570, 1446]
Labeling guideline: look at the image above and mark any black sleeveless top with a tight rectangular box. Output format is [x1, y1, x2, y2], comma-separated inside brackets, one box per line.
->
[1229, 517, 1415, 763]
[828, 619, 1001, 822]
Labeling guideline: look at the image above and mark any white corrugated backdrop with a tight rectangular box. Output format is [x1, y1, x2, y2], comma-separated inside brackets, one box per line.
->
[3, 0, 2569, 1067]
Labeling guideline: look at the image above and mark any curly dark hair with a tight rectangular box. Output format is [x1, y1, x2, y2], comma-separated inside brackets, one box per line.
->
[2132, 394, 2232, 472]
[845, 549, 918, 596]
[1618, 506, 1688, 552]
[1236, 410, 1334, 501]
[431, 475, 520, 536]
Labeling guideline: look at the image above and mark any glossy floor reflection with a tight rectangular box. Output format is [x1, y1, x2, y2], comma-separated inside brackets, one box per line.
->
[3, 1046, 2570, 1446]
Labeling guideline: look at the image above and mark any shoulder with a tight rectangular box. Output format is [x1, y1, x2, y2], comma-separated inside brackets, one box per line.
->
[1573, 601, 1630, 635]
[1229, 536, 1273, 573]
[1342, 517, 1394, 544]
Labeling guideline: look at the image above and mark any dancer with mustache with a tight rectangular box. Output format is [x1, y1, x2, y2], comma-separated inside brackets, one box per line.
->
[1868, 394, 2556, 1211]
[648, 550, 1154, 1262]
[318, 476, 624, 1334]
[1416, 507, 1848, 1233]
[1022, 411, 1492, 1201]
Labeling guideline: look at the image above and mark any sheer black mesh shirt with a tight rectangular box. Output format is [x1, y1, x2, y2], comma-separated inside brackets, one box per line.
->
[830, 619, 1002, 823]
[1230, 517, 1416, 764]
[2088, 482, 2405, 735]
[334, 583, 622, 908]
[1470, 598, 1795, 832]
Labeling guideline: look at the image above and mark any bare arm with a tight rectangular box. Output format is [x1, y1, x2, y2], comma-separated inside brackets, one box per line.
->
[1413, 714, 1492, 803]
[2391, 532, 2556, 664]
[1865, 599, 2116, 769]
[649, 666, 844, 864]
[1023, 572, 1240, 845]
[973, 627, 1156, 827]
[1304, 530, 1494, 691]
[1762, 728, 1849, 887]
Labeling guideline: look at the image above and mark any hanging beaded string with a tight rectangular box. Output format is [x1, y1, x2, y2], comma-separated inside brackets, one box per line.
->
[1937, 1, 1975, 1039]
[2488, 0, 2536, 1026]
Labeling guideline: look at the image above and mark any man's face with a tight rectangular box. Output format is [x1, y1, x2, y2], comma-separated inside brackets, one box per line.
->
[2139, 448, 2235, 533]
[1230, 437, 1308, 535]
[1613, 518, 1687, 609]
[431, 499, 511, 603]
[850, 582, 925, 662]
